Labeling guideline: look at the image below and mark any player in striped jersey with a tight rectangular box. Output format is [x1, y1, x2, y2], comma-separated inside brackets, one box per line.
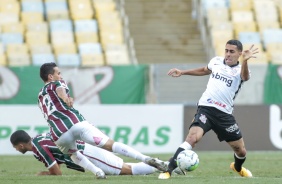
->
[10, 130, 157, 176]
[38, 62, 167, 179]
[159, 40, 258, 179]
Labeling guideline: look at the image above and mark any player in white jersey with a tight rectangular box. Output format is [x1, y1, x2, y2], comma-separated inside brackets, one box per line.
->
[159, 40, 258, 179]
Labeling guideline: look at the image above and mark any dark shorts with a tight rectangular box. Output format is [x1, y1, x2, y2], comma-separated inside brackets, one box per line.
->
[189, 106, 242, 142]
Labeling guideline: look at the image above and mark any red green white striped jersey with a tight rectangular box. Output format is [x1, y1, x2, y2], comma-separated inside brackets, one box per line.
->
[38, 80, 85, 141]
[32, 133, 85, 172]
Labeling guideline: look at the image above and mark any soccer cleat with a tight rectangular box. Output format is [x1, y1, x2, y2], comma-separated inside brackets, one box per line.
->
[145, 157, 168, 172]
[230, 162, 252, 177]
[158, 172, 171, 179]
[173, 167, 186, 175]
[96, 170, 107, 179]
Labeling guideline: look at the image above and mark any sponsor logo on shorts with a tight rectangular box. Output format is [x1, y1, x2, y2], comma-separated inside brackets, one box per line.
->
[199, 114, 207, 124]
[226, 124, 239, 133]
[207, 98, 226, 108]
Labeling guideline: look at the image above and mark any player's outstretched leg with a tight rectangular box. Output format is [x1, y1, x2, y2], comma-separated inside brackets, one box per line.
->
[230, 162, 252, 177]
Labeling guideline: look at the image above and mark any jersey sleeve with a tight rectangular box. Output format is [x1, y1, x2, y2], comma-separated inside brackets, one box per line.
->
[53, 80, 69, 94]
[207, 57, 223, 71]
[32, 144, 57, 169]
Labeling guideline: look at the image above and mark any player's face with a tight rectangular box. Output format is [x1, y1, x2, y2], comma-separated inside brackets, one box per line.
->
[13, 143, 28, 154]
[49, 67, 62, 81]
[224, 44, 242, 66]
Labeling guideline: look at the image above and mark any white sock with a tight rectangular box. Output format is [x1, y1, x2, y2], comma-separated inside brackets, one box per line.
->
[112, 142, 149, 162]
[128, 162, 156, 175]
[179, 141, 192, 150]
[70, 151, 102, 174]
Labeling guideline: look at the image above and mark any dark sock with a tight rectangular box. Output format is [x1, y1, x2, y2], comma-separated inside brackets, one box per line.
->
[167, 147, 185, 174]
[234, 153, 246, 172]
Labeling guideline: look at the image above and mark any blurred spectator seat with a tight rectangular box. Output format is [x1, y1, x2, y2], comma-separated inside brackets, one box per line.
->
[200, 0, 228, 17]
[74, 19, 98, 32]
[74, 19, 99, 43]
[32, 53, 56, 66]
[57, 54, 80, 67]
[210, 29, 233, 49]
[21, 12, 44, 25]
[206, 8, 229, 27]
[30, 44, 52, 54]
[79, 42, 104, 66]
[21, 1, 44, 13]
[0, 12, 19, 25]
[230, 0, 252, 11]
[238, 32, 261, 44]
[233, 22, 257, 38]
[45, 0, 69, 21]
[0, 43, 7, 66]
[0, 1, 20, 14]
[1, 33, 23, 47]
[257, 21, 280, 35]
[51, 32, 74, 46]
[25, 31, 49, 45]
[104, 44, 130, 65]
[6, 43, 30, 66]
[2, 23, 24, 34]
[262, 29, 282, 47]
[75, 32, 99, 44]
[81, 53, 104, 66]
[265, 43, 282, 60]
[69, 0, 94, 20]
[6, 43, 28, 55]
[270, 52, 282, 64]
[53, 43, 77, 56]
[231, 11, 254, 23]
[8, 54, 30, 66]
[50, 19, 73, 32]
[26, 22, 48, 32]
[78, 43, 102, 54]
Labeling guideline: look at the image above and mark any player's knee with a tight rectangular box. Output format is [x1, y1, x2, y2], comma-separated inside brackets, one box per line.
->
[120, 164, 132, 175]
[102, 139, 114, 151]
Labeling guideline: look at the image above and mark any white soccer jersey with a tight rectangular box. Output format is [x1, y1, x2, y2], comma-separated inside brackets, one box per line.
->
[198, 56, 250, 114]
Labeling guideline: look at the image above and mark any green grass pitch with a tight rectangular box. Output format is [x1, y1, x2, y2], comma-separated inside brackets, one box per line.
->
[1, 151, 282, 184]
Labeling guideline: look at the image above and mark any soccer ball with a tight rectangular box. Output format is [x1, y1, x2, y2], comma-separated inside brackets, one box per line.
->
[176, 150, 199, 172]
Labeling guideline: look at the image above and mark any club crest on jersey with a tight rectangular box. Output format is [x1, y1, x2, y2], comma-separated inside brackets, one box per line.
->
[199, 114, 207, 124]
[211, 72, 233, 87]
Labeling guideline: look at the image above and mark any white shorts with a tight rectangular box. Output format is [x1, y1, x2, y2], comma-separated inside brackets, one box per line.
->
[55, 121, 109, 154]
[83, 143, 124, 175]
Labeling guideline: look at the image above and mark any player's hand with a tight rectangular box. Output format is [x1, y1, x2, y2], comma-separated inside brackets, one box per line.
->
[167, 68, 182, 77]
[242, 44, 259, 62]
[64, 97, 73, 107]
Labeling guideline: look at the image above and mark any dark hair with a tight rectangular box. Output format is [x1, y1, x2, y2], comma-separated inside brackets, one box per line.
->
[10, 130, 31, 146]
[40, 62, 57, 82]
[226, 40, 243, 52]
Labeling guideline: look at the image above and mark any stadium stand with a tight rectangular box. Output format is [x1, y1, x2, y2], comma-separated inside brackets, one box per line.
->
[195, 0, 282, 63]
[0, 0, 130, 66]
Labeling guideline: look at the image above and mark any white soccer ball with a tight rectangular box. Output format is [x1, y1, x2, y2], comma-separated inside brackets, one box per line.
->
[176, 150, 199, 172]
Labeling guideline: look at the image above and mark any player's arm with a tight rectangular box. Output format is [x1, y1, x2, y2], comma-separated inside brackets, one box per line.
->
[167, 66, 211, 77]
[56, 87, 73, 107]
[37, 163, 62, 176]
[241, 44, 259, 81]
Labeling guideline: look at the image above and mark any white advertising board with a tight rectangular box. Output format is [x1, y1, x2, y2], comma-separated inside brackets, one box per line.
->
[0, 105, 183, 155]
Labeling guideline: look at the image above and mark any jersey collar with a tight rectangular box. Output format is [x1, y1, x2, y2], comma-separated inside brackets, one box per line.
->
[223, 59, 239, 67]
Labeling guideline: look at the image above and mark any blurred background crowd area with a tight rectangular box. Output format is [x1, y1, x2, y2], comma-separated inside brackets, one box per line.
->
[0, 0, 281, 105]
